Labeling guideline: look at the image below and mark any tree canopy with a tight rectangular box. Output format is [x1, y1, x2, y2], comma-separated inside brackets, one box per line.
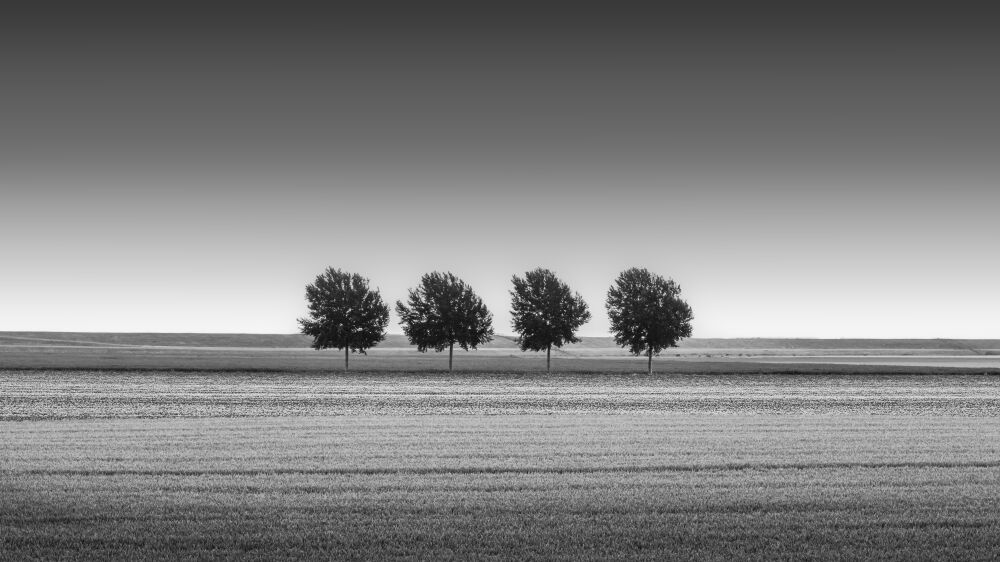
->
[510, 268, 591, 372]
[395, 271, 494, 371]
[298, 267, 390, 371]
[606, 267, 694, 375]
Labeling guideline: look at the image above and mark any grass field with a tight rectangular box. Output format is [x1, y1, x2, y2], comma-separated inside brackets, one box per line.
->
[4, 332, 999, 354]
[3, 331, 1000, 372]
[2, 336, 1000, 559]
[4, 410, 1000, 560]
[3, 370, 1000, 419]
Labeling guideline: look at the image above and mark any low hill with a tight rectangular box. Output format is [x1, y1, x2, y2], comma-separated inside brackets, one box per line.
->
[0, 332, 313, 348]
[1, 332, 998, 355]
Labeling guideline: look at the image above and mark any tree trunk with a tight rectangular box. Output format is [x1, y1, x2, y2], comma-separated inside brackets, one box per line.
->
[345, 346, 349, 372]
[449, 341, 454, 372]
[547, 344, 551, 374]
[647, 347, 652, 376]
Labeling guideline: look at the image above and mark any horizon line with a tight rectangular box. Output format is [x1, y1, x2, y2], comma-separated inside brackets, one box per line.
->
[0, 330, 995, 341]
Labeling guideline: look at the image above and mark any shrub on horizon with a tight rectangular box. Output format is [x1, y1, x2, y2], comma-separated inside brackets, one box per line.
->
[606, 267, 694, 375]
[510, 268, 591, 373]
[298, 267, 390, 372]
[396, 271, 494, 371]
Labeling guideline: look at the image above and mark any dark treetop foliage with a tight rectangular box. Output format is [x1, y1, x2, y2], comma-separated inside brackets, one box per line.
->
[606, 267, 693, 362]
[298, 268, 390, 356]
[510, 268, 591, 360]
[395, 271, 494, 357]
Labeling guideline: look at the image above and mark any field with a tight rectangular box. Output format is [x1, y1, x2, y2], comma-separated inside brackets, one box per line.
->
[2, 334, 1000, 560]
[5, 412, 1000, 561]
[3, 331, 1000, 372]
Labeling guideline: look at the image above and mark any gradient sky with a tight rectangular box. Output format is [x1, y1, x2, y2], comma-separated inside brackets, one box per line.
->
[2, 4, 998, 338]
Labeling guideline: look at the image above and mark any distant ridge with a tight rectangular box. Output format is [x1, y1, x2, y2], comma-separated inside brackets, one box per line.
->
[0, 332, 313, 348]
[1, 331, 998, 354]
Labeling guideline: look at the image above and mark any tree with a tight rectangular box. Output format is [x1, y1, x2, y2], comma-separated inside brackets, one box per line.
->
[606, 267, 693, 375]
[298, 267, 390, 372]
[510, 268, 591, 373]
[396, 271, 494, 371]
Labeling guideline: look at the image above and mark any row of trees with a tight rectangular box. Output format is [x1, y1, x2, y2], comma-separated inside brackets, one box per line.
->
[299, 267, 693, 374]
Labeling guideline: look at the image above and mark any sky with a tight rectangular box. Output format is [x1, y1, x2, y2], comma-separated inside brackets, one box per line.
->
[1, 4, 998, 338]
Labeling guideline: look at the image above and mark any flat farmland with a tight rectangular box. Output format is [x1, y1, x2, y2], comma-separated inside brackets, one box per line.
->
[2, 369, 1000, 560]
[3, 332, 1000, 372]
[3, 370, 1000, 419]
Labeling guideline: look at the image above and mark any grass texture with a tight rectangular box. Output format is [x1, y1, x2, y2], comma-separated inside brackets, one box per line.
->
[2, 369, 999, 559]
[3, 414, 1000, 561]
[3, 370, 1000, 420]
[3, 331, 1000, 373]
